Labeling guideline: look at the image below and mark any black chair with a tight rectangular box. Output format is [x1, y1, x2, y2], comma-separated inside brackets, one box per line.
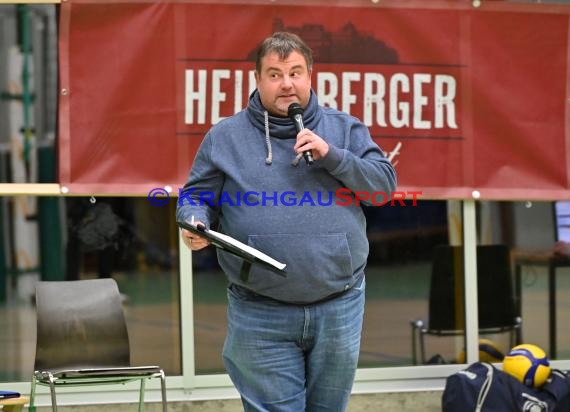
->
[29, 278, 167, 412]
[411, 244, 521, 365]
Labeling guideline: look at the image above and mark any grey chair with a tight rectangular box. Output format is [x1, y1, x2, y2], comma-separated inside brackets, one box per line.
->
[29, 278, 167, 412]
[411, 244, 521, 364]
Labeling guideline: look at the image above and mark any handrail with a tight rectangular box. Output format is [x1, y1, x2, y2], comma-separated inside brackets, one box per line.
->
[0, 183, 62, 195]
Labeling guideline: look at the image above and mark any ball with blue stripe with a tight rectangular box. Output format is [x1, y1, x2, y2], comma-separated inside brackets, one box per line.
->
[503, 344, 551, 388]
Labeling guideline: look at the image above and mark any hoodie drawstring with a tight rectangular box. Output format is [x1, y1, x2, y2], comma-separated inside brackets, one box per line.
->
[264, 111, 272, 165]
[264, 109, 304, 167]
[291, 153, 303, 167]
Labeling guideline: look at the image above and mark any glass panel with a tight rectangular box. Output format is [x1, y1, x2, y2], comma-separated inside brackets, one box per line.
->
[0, 196, 181, 381]
[361, 199, 461, 367]
[478, 200, 570, 362]
[192, 199, 460, 373]
[193, 248, 227, 375]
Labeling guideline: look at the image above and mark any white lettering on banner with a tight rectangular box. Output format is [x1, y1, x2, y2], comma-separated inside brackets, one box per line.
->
[185, 69, 207, 124]
[233, 70, 243, 115]
[211, 69, 230, 124]
[184, 69, 458, 130]
[390, 73, 409, 128]
[317, 72, 338, 109]
[435, 75, 457, 128]
[341, 71, 360, 114]
[185, 69, 256, 125]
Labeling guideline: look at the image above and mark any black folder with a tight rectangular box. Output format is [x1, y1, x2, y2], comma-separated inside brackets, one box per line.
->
[177, 220, 287, 278]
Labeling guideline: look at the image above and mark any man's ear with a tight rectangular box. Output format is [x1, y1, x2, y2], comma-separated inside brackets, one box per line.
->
[254, 71, 260, 84]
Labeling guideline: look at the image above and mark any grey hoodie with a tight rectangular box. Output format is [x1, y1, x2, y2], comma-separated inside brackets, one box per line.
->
[177, 90, 397, 304]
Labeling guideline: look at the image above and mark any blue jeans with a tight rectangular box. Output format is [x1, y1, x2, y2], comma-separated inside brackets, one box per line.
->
[223, 277, 365, 412]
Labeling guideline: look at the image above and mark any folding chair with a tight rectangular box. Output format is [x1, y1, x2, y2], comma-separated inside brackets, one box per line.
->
[411, 244, 521, 364]
[29, 278, 167, 411]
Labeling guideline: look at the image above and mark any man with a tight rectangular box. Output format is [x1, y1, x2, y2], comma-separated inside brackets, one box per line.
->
[177, 32, 397, 411]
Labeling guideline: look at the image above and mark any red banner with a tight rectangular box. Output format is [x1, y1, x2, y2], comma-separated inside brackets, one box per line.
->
[58, 0, 570, 199]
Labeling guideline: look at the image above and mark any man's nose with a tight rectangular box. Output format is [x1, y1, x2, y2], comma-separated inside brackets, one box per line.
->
[281, 75, 293, 88]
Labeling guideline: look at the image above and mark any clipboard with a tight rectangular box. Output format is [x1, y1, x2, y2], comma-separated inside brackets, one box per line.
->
[177, 220, 287, 278]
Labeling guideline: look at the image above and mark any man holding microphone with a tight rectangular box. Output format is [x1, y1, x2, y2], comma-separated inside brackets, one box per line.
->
[177, 32, 396, 411]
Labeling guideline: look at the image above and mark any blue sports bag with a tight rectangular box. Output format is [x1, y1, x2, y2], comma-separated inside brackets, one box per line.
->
[442, 362, 570, 411]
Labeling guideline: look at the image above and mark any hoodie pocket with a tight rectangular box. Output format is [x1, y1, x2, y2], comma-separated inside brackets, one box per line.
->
[247, 233, 353, 284]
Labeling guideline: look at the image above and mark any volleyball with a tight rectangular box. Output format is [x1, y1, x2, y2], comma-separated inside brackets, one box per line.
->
[502, 344, 551, 388]
[456, 338, 505, 364]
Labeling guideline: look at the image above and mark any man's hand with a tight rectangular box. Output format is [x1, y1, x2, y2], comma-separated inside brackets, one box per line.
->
[181, 222, 210, 251]
[293, 128, 329, 160]
[553, 241, 570, 258]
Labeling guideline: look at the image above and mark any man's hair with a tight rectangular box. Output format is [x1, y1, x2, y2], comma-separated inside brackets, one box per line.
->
[255, 32, 313, 73]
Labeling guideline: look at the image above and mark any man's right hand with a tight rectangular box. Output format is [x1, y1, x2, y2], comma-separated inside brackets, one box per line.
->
[181, 222, 210, 251]
[553, 241, 570, 258]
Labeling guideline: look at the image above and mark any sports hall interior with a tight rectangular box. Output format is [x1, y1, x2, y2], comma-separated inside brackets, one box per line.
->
[1, 1, 570, 411]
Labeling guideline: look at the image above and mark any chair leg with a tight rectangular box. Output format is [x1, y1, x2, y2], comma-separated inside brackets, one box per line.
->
[159, 370, 167, 412]
[514, 316, 522, 346]
[410, 321, 418, 365]
[29, 374, 37, 411]
[138, 377, 146, 412]
[419, 330, 427, 364]
[411, 320, 426, 365]
[47, 373, 58, 412]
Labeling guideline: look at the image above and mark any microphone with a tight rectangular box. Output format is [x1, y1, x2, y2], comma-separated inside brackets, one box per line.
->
[288, 103, 314, 165]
